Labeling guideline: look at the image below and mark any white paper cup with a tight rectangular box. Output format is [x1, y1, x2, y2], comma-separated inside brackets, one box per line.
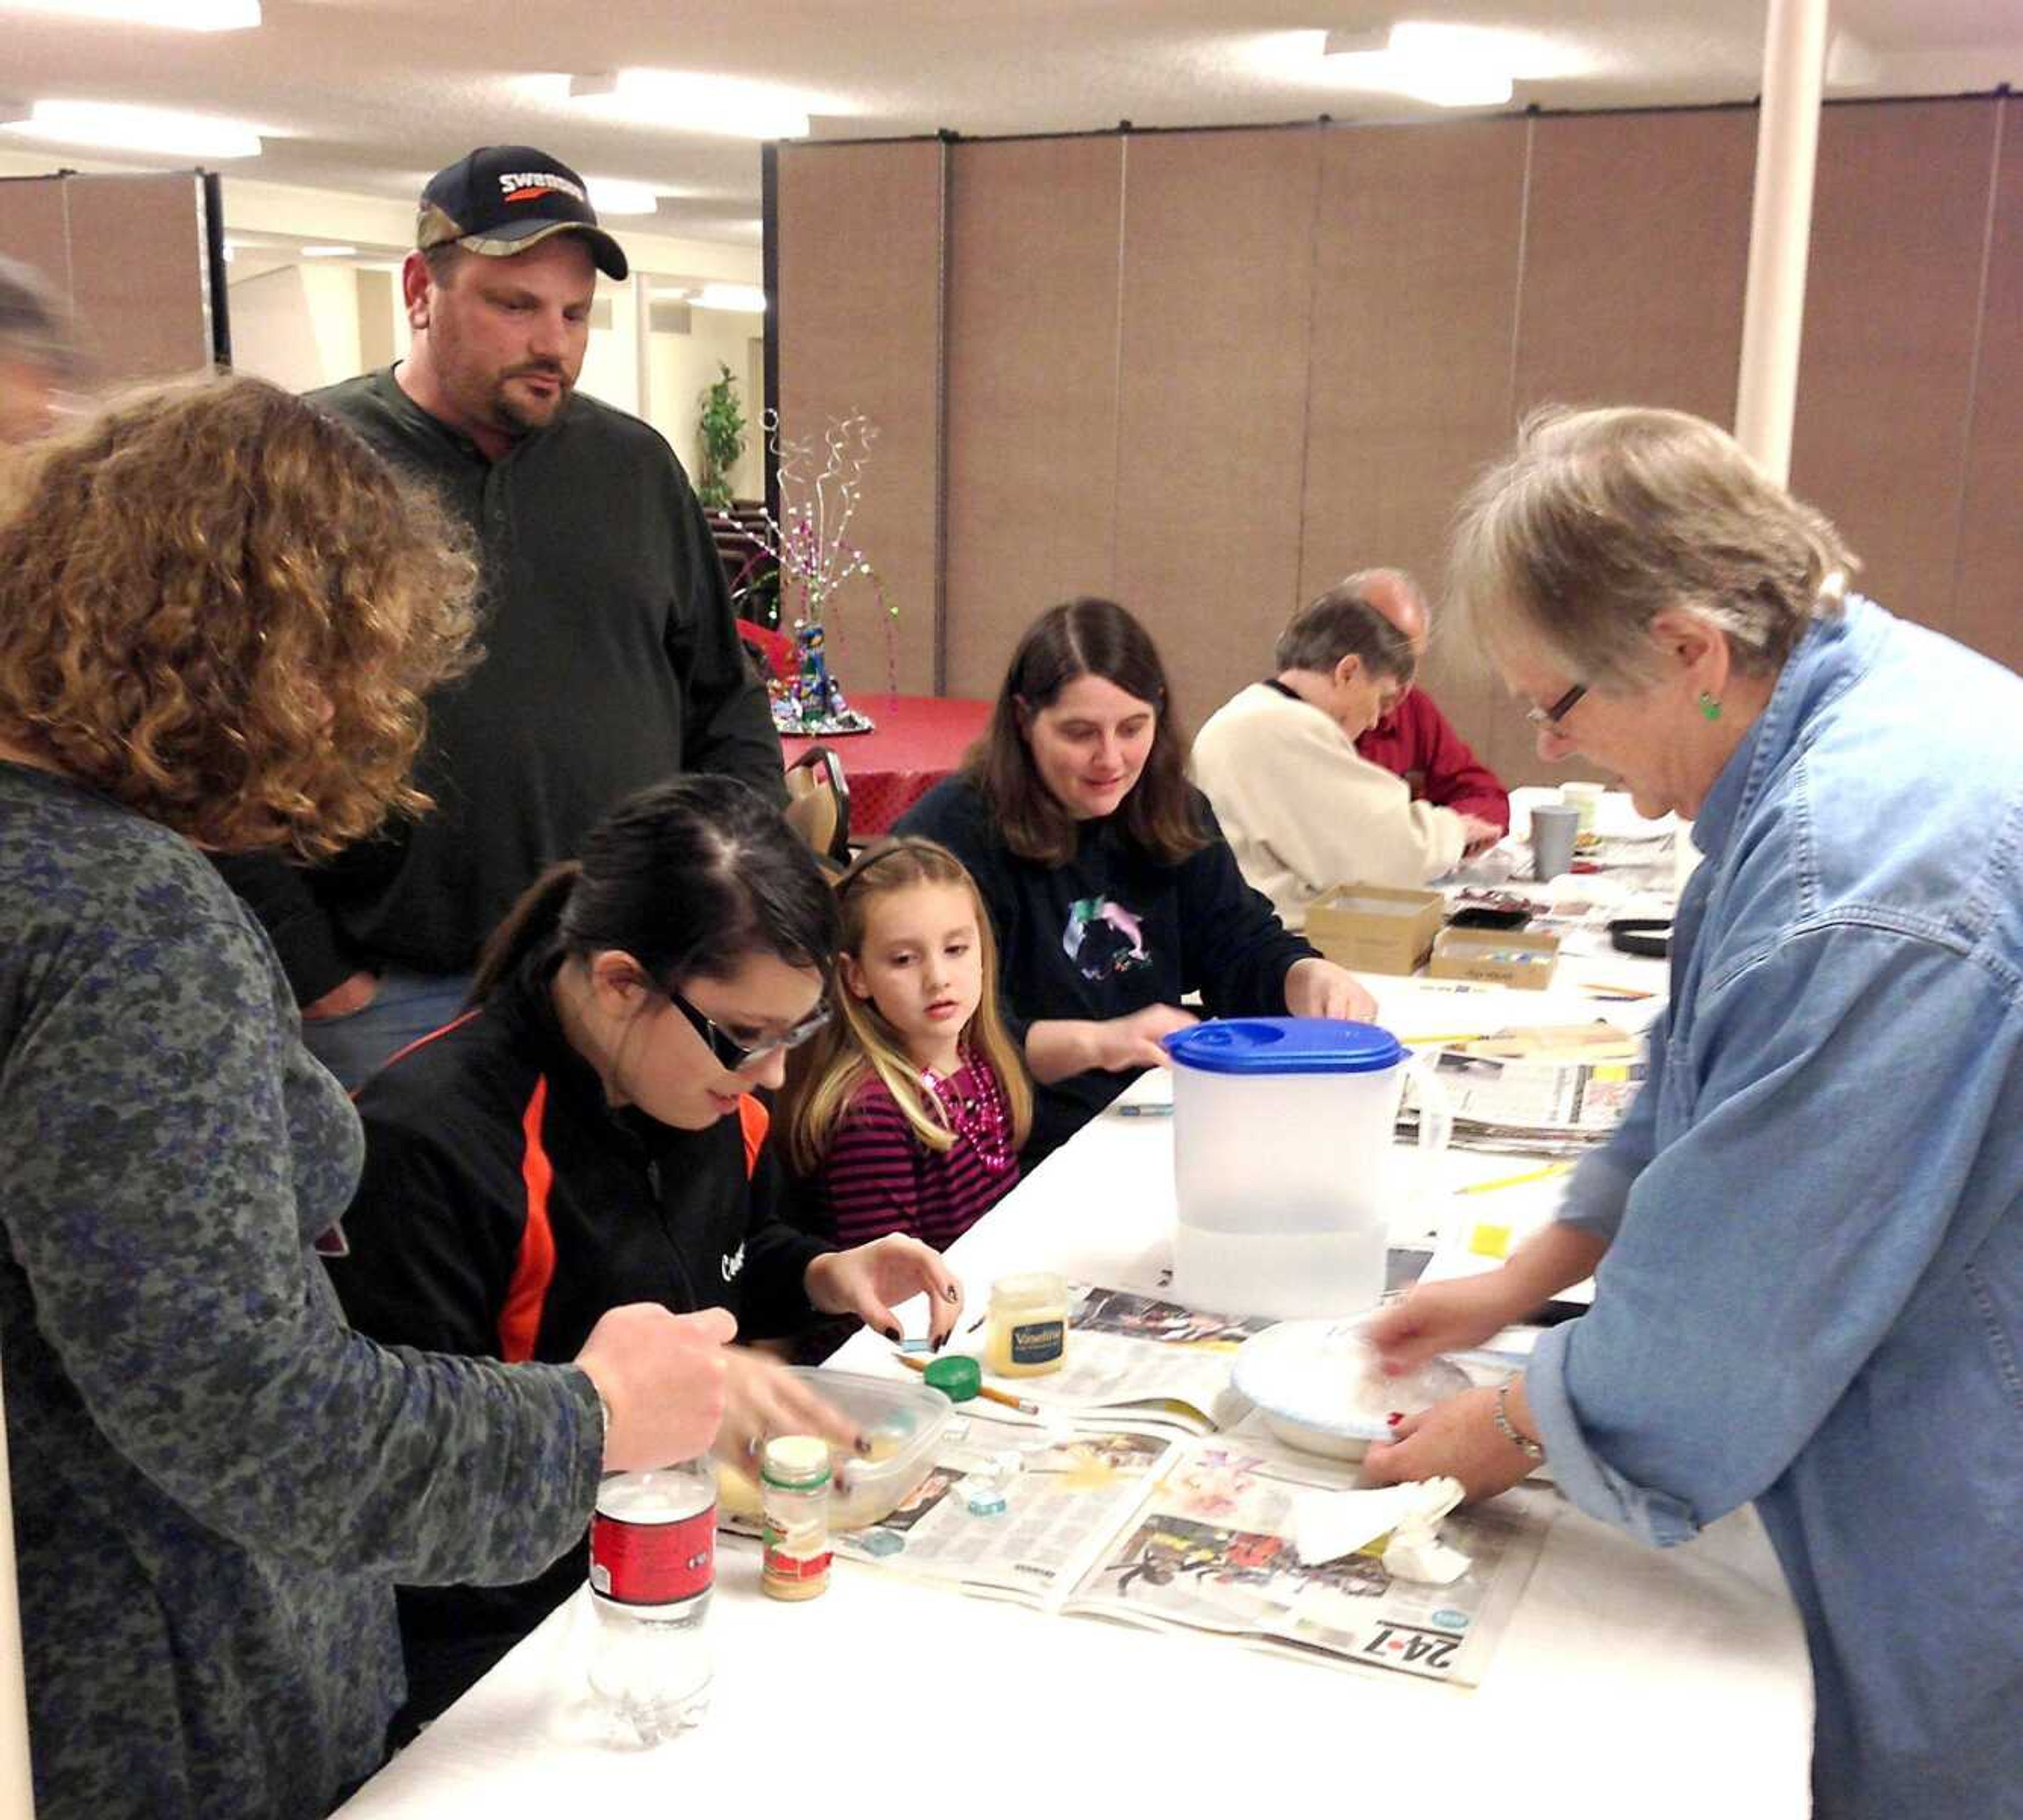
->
[1560, 781, 1605, 835]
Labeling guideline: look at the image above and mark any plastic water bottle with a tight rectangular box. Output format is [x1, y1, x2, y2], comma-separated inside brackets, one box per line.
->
[585, 1461, 715, 1743]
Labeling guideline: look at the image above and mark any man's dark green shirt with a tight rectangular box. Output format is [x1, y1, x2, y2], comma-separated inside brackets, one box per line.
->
[225, 369, 785, 1001]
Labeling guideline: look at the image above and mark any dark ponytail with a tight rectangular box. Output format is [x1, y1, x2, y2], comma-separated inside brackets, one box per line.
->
[467, 776, 838, 1002]
[470, 861, 584, 1002]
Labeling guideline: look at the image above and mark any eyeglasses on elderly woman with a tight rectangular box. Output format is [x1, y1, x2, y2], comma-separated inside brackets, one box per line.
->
[1524, 682, 1588, 730]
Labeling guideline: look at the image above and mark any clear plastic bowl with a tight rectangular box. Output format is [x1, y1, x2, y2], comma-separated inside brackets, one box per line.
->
[714, 1366, 954, 1530]
[1232, 1320, 1471, 1461]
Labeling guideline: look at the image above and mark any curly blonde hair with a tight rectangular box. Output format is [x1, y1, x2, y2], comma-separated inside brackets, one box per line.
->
[0, 373, 478, 856]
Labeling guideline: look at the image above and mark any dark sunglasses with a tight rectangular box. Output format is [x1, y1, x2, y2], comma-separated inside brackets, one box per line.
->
[666, 984, 831, 1071]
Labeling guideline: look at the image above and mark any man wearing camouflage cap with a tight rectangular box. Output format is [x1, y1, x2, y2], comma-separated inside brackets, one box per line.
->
[223, 146, 784, 1088]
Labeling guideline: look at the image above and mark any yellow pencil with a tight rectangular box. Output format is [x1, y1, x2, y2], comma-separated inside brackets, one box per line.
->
[1399, 1032, 1490, 1046]
[1456, 1162, 1574, 1196]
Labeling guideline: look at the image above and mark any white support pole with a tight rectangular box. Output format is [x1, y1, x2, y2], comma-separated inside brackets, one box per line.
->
[632, 271, 653, 427]
[0, 1366, 38, 1818]
[1734, 0, 1831, 485]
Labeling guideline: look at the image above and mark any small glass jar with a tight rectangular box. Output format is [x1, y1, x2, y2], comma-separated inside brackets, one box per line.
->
[759, 1435, 832, 1602]
[984, 1271, 1070, 1378]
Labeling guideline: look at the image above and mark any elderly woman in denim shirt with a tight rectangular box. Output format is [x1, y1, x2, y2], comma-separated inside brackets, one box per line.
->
[1366, 407, 2021, 1819]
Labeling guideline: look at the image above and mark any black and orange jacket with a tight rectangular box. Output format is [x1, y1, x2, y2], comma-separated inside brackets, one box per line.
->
[323, 957, 831, 1725]
[328, 960, 828, 1365]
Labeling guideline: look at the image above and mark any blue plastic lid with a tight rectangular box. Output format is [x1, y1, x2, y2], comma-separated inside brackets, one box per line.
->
[1162, 1017, 1406, 1076]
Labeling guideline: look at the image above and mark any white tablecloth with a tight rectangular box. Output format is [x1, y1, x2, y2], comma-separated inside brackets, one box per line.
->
[337, 886, 1812, 1819]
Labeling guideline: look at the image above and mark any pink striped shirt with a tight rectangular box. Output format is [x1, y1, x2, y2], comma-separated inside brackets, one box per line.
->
[813, 1059, 1021, 1249]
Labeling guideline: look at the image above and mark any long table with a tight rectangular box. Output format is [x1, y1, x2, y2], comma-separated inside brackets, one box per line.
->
[337, 942, 1812, 1819]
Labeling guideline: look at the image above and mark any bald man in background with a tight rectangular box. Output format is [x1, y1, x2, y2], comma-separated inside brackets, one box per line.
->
[1352, 569, 1510, 840]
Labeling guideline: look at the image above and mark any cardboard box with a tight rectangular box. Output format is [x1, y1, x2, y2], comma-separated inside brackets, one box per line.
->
[1427, 926, 1562, 990]
[1305, 883, 1446, 976]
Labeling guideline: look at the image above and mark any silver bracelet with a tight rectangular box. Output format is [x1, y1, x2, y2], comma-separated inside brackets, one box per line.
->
[1495, 1381, 1545, 1463]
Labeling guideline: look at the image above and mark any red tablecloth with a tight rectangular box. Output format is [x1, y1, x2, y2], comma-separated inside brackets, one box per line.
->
[781, 696, 992, 839]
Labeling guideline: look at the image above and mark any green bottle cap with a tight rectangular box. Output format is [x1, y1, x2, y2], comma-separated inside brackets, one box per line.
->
[922, 1354, 981, 1402]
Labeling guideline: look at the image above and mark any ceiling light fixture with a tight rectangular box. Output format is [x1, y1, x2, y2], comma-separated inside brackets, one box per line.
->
[3, 100, 263, 158]
[587, 179, 660, 216]
[692, 282, 767, 314]
[1323, 22, 1516, 109]
[0, 0, 259, 28]
[563, 70, 814, 140]
[300, 244, 358, 258]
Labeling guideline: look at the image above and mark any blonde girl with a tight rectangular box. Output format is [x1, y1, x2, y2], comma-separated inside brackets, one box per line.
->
[784, 838, 1032, 1247]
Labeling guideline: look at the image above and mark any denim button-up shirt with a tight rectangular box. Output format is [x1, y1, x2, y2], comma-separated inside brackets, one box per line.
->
[1525, 598, 2022, 1817]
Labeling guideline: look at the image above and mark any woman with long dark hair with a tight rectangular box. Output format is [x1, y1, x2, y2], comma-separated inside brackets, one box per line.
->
[897, 598, 1375, 1162]
[327, 774, 963, 1728]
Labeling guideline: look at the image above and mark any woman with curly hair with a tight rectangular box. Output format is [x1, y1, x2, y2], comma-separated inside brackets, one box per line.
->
[0, 376, 747, 1820]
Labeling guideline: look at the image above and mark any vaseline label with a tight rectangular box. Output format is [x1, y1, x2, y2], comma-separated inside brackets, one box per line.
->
[1010, 1317, 1066, 1366]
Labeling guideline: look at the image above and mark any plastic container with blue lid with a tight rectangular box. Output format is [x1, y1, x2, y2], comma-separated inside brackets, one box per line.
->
[1165, 1016, 1442, 1322]
[1163, 1017, 1405, 1076]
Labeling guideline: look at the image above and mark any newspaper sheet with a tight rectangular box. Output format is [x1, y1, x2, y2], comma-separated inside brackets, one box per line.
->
[826, 1413, 1179, 1602]
[1065, 1442, 1552, 1688]
[971, 1286, 1276, 1433]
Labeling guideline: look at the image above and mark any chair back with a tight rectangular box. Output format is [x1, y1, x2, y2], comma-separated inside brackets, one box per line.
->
[783, 745, 851, 872]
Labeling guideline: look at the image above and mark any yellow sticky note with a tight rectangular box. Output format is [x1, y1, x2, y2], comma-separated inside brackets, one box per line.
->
[1469, 1222, 1512, 1260]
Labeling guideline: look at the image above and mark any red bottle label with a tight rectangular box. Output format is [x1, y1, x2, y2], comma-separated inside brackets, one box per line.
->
[589, 1508, 715, 1606]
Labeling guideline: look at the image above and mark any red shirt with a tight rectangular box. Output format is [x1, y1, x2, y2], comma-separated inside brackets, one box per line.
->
[1355, 689, 1510, 833]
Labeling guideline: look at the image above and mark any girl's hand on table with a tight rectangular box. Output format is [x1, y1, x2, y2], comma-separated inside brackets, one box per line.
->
[1367, 1273, 1529, 1377]
[806, 1234, 965, 1349]
[1283, 957, 1378, 1023]
[1362, 1385, 1538, 1504]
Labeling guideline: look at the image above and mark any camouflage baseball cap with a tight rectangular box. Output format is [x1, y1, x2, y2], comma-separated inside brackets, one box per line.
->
[416, 145, 629, 280]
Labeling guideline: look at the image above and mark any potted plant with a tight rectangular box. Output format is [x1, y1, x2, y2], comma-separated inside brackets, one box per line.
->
[695, 362, 745, 510]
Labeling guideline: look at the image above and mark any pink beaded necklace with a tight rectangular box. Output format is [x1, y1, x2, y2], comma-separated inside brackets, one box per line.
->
[920, 1055, 1016, 1172]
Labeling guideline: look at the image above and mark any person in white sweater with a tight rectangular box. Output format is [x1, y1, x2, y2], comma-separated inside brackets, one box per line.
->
[1191, 580, 1504, 929]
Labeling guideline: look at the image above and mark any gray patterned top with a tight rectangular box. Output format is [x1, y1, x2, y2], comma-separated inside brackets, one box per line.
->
[0, 763, 603, 1820]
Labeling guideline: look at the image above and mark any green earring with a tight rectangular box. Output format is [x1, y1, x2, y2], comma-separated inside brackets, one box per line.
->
[1697, 690, 1722, 722]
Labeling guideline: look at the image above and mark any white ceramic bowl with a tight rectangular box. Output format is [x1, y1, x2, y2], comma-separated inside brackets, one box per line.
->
[1232, 1319, 1471, 1461]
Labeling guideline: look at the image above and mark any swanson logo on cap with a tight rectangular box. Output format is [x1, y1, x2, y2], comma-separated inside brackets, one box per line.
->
[416, 145, 628, 280]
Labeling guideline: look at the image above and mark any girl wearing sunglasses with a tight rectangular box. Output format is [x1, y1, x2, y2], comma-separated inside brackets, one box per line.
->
[326, 774, 961, 1731]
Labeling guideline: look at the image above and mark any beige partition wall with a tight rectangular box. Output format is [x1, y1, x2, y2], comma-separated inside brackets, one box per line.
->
[0, 170, 219, 386]
[775, 95, 2021, 784]
[1301, 118, 1529, 788]
[1513, 111, 1755, 424]
[1950, 95, 2023, 673]
[1790, 100, 2009, 655]
[774, 140, 945, 696]
[944, 135, 1124, 697]
[1111, 128, 1322, 730]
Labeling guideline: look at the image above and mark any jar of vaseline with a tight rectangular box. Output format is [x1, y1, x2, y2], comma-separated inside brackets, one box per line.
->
[984, 1272, 1069, 1377]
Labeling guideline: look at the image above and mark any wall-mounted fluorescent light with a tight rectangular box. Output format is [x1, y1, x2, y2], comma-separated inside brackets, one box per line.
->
[3, 100, 262, 158]
[1, 0, 259, 28]
[564, 70, 814, 140]
[693, 283, 767, 314]
[587, 180, 660, 216]
[1323, 23, 1516, 108]
[300, 244, 358, 258]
